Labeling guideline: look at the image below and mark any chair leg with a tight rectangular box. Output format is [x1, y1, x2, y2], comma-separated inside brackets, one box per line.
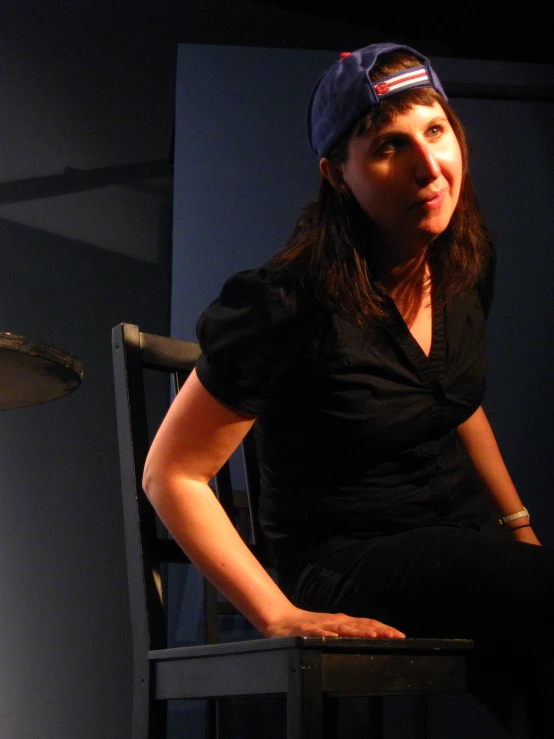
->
[322, 697, 338, 739]
[205, 697, 234, 739]
[131, 662, 166, 739]
[130, 677, 148, 739]
[413, 695, 430, 739]
[216, 698, 234, 739]
[287, 651, 323, 739]
[367, 697, 385, 738]
[148, 699, 167, 739]
[206, 699, 217, 739]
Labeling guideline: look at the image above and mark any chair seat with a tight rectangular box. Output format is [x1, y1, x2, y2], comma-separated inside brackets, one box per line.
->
[150, 636, 474, 701]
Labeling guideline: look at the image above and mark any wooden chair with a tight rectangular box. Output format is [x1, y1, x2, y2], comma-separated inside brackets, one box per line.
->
[111, 321, 503, 739]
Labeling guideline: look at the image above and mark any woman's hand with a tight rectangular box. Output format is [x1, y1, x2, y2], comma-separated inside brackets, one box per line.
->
[509, 525, 541, 546]
[264, 606, 406, 639]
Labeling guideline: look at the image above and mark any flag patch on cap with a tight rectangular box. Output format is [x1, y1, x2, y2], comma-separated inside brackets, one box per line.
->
[374, 66, 431, 98]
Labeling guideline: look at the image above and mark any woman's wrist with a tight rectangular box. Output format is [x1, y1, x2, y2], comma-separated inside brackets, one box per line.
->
[259, 604, 306, 637]
[498, 507, 529, 528]
[508, 523, 530, 532]
[245, 589, 301, 636]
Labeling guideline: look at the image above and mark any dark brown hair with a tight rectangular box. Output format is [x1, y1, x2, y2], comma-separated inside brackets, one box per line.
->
[271, 51, 494, 328]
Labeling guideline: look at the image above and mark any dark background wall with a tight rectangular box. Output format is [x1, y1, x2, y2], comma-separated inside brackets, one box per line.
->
[0, 1, 552, 737]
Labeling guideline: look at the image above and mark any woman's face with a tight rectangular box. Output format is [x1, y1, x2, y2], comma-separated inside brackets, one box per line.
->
[324, 101, 463, 254]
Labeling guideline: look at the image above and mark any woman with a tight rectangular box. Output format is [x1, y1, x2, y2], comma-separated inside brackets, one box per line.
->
[143, 42, 554, 646]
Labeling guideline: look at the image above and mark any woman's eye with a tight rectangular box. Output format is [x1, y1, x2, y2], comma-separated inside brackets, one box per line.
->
[427, 124, 444, 138]
[376, 137, 403, 155]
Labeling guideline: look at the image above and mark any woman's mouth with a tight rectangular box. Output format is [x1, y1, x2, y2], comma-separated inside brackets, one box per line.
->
[418, 189, 445, 210]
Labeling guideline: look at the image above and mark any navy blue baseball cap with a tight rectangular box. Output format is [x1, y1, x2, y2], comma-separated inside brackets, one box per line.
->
[307, 42, 448, 158]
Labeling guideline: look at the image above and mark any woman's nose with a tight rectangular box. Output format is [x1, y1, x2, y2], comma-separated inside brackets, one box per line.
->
[413, 142, 441, 183]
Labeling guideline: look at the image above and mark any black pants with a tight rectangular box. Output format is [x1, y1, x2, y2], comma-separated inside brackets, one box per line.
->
[289, 525, 554, 642]
[286, 525, 554, 735]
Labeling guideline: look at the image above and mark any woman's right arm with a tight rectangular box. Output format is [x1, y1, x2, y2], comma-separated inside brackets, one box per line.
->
[142, 368, 405, 639]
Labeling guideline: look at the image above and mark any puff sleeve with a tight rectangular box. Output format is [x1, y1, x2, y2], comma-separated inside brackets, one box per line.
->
[195, 267, 312, 416]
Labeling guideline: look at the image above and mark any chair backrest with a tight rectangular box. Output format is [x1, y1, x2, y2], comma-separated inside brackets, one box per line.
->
[111, 322, 266, 656]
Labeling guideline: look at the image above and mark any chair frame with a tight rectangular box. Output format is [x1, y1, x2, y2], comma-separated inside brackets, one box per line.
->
[112, 321, 533, 739]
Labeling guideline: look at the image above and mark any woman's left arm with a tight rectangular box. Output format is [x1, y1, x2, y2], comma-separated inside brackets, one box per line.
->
[457, 406, 541, 545]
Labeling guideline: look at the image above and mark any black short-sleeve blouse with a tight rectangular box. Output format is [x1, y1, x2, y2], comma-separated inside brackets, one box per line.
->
[196, 264, 495, 573]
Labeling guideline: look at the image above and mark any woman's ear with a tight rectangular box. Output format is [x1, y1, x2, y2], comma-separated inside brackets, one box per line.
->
[319, 158, 346, 190]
